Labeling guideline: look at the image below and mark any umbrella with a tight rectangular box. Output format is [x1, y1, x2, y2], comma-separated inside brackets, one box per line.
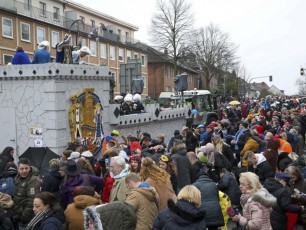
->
[229, 100, 241, 105]
[19, 147, 60, 176]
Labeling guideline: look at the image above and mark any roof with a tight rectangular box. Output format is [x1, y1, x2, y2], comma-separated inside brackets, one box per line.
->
[146, 46, 198, 74]
[66, 0, 139, 31]
[249, 82, 270, 91]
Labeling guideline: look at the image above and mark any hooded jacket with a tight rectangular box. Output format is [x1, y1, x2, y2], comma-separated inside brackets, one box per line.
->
[65, 195, 100, 230]
[153, 199, 206, 230]
[171, 143, 191, 189]
[264, 178, 302, 230]
[13, 166, 41, 224]
[254, 153, 275, 184]
[125, 185, 159, 230]
[41, 168, 63, 197]
[263, 138, 280, 171]
[239, 188, 277, 230]
[217, 171, 241, 206]
[240, 137, 259, 167]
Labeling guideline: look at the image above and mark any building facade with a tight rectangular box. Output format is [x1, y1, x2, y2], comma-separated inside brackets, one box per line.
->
[0, 0, 148, 95]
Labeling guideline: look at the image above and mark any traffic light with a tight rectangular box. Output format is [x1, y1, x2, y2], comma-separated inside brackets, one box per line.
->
[301, 68, 305, 76]
[269, 75, 272, 81]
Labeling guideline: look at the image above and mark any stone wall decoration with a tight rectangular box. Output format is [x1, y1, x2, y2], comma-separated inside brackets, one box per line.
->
[69, 88, 104, 154]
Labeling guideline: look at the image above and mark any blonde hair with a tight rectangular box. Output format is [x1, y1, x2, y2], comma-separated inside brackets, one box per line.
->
[213, 135, 223, 152]
[156, 133, 165, 142]
[177, 185, 201, 208]
[281, 132, 287, 141]
[49, 158, 60, 169]
[186, 151, 198, 165]
[140, 157, 169, 184]
[239, 172, 262, 194]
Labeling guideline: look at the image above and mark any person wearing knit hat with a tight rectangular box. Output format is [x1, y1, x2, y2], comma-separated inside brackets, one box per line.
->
[130, 141, 142, 157]
[129, 155, 141, 174]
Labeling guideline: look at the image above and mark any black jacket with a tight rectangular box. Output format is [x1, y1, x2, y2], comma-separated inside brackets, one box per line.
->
[255, 160, 275, 184]
[217, 171, 241, 206]
[0, 154, 14, 174]
[153, 199, 206, 230]
[193, 173, 224, 227]
[41, 168, 63, 197]
[171, 143, 191, 189]
[264, 177, 302, 230]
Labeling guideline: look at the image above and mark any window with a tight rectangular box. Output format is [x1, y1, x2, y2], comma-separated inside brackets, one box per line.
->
[2, 18, 13, 38]
[134, 52, 138, 60]
[91, 20, 95, 27]
[39, 2, 46, 16]
[118, 29, 121, 35]
[90, 40, 96, 56]
[110, 46, 115, 60]
[126, 50, 131, 61]
[100, 43, 106, 58]
[21, 23, 30, 41]
[80, 16, 85, 23]
[125, 32, 129, 38]
[142, 76, 147, 88]
[82, 38, 87, 47]
[141, 55, 145, 66]
[24, 0, 30, 11]
[51, 31, 59, 48]
[3, 55, 13, 65]
[118, 48, 123, 62]
[37, 27, 45, 44]
[53, 7, 59, 20]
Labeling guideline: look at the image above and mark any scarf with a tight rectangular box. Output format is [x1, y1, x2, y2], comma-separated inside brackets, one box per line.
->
[26, 209, 53, 230]
[110, 166, 129, 180]
[234, 128, 246, 150]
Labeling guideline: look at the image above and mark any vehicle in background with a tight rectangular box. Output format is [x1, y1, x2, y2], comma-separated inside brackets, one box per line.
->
[157, 89, 219, 127]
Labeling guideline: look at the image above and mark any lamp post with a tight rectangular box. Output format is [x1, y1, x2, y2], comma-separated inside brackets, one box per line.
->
[247, 75, 272, 97]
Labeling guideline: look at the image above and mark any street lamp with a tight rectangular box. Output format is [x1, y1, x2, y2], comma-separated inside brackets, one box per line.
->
[69, 19, 85, 48]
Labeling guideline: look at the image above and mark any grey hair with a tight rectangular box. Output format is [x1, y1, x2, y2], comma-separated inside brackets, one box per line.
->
[111, 156, 126, 169]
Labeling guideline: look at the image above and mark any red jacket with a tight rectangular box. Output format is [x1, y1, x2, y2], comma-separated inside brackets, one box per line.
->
[101, 172, 115, 203]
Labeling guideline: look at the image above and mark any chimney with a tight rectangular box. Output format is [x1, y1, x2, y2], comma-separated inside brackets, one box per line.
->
[164, 48, 168, 55]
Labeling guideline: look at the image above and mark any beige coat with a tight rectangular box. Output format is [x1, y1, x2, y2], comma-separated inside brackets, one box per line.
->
[146, 177, 176, 212]
[109, 176, 130, 202]
[125, 186, 159, 230]
[239, 188, 276, 230]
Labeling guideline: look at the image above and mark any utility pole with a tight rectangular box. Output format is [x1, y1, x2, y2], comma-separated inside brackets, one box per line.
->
[248, 75, 272, 97]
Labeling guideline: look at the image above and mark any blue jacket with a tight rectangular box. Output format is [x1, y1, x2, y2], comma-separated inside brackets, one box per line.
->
[32, 49, 50, 64]
[12, 50, 30, 64]
[38, 212, 65, 230]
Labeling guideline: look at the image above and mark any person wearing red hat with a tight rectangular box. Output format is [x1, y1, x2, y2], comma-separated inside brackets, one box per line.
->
[129, 155, 141, 174]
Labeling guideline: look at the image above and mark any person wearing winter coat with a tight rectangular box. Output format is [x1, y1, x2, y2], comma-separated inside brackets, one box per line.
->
[231, 122, 249, 161]
[60, 160, 103, 209]
[27, 192, 65, 230]
[13, 158, 42, 229]
[153, 185, 206, 230]
[140, 157, 176, 212]
[263, 138, 280, 172]
[32, 41, 51, 64]
[232, 172, 277, 230]
[11, 46, 31, 64]
[193, 171, 224, 229]
[285, 165, 306, 194]
[65, 186, 100, 230]
[264, 173, 304, 230]
[218, 168, 241, 207]
[125, 173, 159, 230]
[212, 132, 235, 169]
[0, 146, 15, 174]
[0, 192, 14, 230]
[244, 151, 275, 184]
[170, 140, 191, 191]
[41, 159, 63, 198]
[240, 132, 259, 168]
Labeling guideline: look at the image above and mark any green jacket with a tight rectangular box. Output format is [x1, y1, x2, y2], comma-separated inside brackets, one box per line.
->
[109, 177, 130, 202]
[13, 167, 41, 223]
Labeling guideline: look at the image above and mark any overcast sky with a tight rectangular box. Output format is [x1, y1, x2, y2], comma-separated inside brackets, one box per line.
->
[73, 0, 306, 95]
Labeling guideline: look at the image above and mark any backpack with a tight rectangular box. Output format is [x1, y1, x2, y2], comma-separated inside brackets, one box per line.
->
[0, 177, 15, 196]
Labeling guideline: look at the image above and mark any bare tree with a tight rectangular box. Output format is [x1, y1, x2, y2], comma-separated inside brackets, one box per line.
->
[296, 78, 306, 95]
[150, 0, 193, 75]
[190, 24, 239, 90]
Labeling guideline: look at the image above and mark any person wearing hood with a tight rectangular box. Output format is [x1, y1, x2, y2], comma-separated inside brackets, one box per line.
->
[120, 94, 133, 115]
[72, 46, 91, 64]
[27, 192, 65, 230]
[132, 94, 145, 113]
[125, 173, 159, 230]
[264, 172, 304, 230]
[11, 46, 31, 64]
[32, 41, 51, 64]
[65, 186, 100, 230]
[232, 172, 277, 230]
[153, 185, 206, 230]
[13, 158, 42, 229]
[244, 151, 275, 184]
[170, 139, 191, 192]
[41, 159, 63, 199]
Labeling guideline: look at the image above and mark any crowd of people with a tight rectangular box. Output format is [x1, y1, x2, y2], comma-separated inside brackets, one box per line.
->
[0, 95, 306, 229]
